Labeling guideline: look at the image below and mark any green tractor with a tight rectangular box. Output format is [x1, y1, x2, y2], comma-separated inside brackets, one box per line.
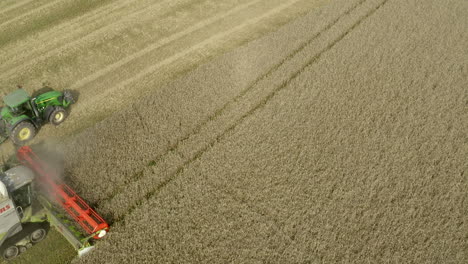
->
[0, 88, 74, 145]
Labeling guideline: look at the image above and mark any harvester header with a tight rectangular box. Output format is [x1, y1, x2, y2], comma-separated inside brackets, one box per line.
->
[16, 146, 109, 239]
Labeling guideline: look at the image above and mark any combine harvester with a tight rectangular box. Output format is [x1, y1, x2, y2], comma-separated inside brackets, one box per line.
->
[0, 146, 109, 260]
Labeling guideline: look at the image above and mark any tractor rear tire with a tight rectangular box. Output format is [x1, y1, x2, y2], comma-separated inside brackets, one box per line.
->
[49, 107, 67, 126]
[11, 121, 36, 145]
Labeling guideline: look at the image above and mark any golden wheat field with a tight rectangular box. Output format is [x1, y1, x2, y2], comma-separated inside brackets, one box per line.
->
[1, 0, 467, 263]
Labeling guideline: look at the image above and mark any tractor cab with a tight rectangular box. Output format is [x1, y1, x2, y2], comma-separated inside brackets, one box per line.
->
[2, 89, 35, 117]
[1, 89, 40, 125]
[3, 89, 31, 109]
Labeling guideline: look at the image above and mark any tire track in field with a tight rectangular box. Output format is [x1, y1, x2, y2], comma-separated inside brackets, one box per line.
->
[0, 0, 174, 78]
[0, 0, 63, 28]
[101, 0, 388, 223]
[66, 0, 264, 92]
[0, 0, 35, 16]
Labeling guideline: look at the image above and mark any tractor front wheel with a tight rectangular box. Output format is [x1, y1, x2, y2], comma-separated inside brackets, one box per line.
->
[11, 121, 36, 145]
[49, 107, 67, 126]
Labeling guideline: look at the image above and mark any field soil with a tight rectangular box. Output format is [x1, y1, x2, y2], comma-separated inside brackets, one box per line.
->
[1, 0, 467, 263]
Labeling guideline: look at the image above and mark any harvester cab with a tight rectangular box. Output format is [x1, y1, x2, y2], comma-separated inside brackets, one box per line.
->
[0, 88, 75, 145]
[0, 165, 46, 260]
[0, 147, 109, 260]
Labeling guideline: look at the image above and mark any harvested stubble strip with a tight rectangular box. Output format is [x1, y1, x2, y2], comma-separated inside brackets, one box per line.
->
[0, 0, 51, 25]
[80, 0, 364, 219]
[0, 0, 41, 21]
[0, 0, 137, 70]
[77, 0, 466, 262]
[0, 0, 116, 51]
[0, 0, 203, 86]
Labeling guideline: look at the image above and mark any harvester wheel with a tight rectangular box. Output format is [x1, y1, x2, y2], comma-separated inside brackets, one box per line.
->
[11, 121, 36, 145]
[1, 245, 19, 260]
[18, 246, 27, 254]
[30, 227, 47, 243]
[49, 107, 67, 126]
